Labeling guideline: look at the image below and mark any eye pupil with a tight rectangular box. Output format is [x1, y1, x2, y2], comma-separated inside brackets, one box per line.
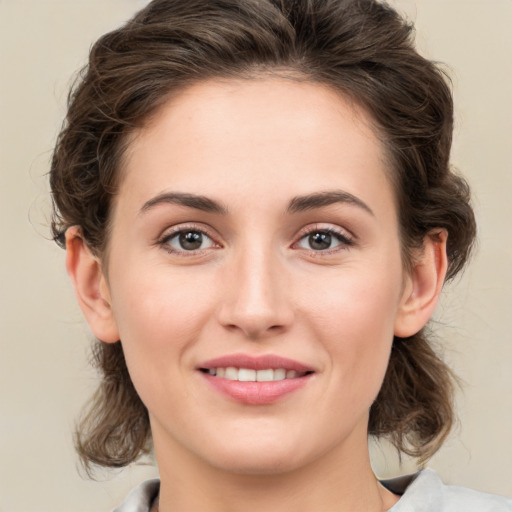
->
[179, 231, 203, 250]
[309, 232, 331, 250]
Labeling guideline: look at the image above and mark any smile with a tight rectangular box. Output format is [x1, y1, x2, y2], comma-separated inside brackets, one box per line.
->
[201, 367, 309, 381]
[198, 355, 315, 405]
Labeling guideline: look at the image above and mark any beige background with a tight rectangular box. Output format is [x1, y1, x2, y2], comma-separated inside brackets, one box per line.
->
[1, 1, 511, 510]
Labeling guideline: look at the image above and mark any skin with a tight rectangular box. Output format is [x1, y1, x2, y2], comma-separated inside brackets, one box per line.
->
[66, 78, 447, 512]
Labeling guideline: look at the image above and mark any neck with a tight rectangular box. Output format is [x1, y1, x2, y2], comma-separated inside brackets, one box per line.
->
[153, 424, 399, 512]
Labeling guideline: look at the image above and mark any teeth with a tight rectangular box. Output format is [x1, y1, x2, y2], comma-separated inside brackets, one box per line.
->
[256, 369, 274, 382]
[238, 368, 256, 382]
[225, 367, 238, 380]
[206, 367, 307, 381]
[274, 368, 286, 380]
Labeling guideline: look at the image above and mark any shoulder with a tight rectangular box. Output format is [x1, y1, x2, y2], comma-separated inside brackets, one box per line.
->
[382, 469, 512, 512]
[110, 479, 160, 512]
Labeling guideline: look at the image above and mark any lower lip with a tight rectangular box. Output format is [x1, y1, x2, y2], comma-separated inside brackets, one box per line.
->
[201, 372, 312, 405]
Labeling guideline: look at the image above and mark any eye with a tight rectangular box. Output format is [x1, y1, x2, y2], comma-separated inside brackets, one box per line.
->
[161, 228, 217, 253]
[296, 228, 353, 252]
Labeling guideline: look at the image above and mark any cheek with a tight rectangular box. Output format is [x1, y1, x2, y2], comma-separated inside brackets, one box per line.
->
[111, 260, 219, 336]
[308, 266, 402, 337]
[305, 266, 402, 400]
[108, 266, 218, 395]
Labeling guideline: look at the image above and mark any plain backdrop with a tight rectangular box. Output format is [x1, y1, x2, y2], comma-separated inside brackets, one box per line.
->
[1, 1, 511, 511]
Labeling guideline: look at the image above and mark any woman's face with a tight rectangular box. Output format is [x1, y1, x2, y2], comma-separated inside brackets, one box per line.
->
[102, 78, 415, 474]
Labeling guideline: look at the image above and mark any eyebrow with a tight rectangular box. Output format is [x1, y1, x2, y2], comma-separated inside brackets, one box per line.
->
[287, 190, 374, 216]
[140, 192, 228, 215]
[139, 189, 373, 217]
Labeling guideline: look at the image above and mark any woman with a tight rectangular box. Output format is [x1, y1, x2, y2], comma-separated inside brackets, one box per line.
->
[49, 0, 510, 510]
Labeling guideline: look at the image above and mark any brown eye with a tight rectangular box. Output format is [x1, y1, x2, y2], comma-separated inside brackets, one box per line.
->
[308, 232, 332, 251]
[296, 229, 353, 252]
[162, 229, 215, 252]
[179, 231, 204, 250]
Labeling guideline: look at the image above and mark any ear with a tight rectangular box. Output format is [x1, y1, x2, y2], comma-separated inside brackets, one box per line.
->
[65, 226, 120, 343]
[394, 230, 448, 338]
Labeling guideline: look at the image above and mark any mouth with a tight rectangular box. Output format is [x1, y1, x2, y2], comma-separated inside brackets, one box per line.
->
[199, 367, 312, 381]
[197, 355, 315, 405]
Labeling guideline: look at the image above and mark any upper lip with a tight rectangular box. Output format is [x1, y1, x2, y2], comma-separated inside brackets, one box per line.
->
[198, 354, 314, 373]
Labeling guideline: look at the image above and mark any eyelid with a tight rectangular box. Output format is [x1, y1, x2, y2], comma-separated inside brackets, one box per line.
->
[157, 222, 222, 254]
[156, 222, 354, 255]
[292, 224, 355, 252]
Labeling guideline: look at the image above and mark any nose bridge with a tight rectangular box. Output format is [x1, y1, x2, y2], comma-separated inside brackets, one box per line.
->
[218, 235, 292, 338]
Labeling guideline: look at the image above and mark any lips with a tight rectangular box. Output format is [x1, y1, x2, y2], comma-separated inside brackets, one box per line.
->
[198, 354, 315, 405]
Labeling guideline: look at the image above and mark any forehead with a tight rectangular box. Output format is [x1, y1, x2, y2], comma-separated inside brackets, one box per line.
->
[118, 77, 394, 217]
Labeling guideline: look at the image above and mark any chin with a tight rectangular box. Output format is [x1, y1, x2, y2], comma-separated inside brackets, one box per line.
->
[208, 449, 306, 476]
[197, 430, 320, 476]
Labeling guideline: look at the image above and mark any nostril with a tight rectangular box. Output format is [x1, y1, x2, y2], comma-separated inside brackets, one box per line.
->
[216, 292, 294, 339]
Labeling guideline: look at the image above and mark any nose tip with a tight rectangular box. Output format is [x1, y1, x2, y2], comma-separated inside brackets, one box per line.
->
[217, 286, 293, 340]
[216, 256, 293, 340]
[221, 307, 289, 340]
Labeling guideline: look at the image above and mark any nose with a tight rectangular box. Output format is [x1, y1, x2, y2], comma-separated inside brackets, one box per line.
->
[216, 245, 294, 340]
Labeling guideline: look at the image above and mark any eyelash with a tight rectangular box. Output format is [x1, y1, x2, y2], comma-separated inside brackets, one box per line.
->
[294, 225, 355, 254]
[157, 224, 355, 256]
[158, 224, 220, 256]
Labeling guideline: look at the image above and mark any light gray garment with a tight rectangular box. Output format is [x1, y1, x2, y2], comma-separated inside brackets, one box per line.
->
[383, 469, 512, 512]
[111, 469, 512, 511]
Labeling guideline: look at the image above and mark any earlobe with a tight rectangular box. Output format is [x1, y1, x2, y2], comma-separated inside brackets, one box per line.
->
[394, 230, 448, 338]
[65, 226, 120, 343]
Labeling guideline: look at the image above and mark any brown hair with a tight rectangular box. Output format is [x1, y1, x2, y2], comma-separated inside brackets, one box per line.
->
[50, 0, 476, 471]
